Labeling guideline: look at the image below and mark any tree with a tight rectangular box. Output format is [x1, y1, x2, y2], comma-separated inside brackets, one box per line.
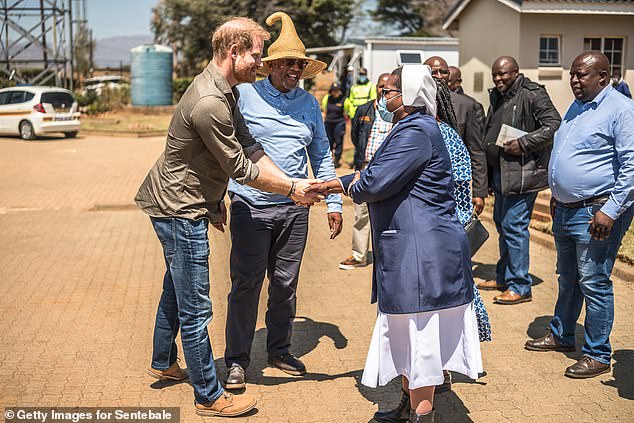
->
[74, 23, 96, 78]
[152, 0, 356, 77]
[370, 0, 454, 37]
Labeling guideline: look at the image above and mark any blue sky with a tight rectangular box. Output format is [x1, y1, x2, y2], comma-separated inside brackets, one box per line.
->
[87, 0, 156, 39]
[87, 0, 386, 40]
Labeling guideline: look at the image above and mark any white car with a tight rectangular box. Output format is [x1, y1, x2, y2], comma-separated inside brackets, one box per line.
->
[0, 86, 80, 140]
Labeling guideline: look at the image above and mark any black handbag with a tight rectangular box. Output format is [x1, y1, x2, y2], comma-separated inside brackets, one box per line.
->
[465, 214, 489, 257]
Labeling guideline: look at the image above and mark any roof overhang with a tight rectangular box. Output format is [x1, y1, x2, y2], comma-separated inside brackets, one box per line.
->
[305, 44, 361, 55]
[364, 37, 460, 46]
[443, 0, 634, 30]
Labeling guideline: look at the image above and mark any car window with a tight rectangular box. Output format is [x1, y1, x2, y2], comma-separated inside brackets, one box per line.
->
[24, 92, 35, 102]
[0, 92, 9, 105]
[41, 92, 74, 107]
[8, 91, 26, 104]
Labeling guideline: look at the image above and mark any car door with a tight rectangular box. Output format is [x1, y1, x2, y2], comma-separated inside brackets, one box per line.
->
[0, 91, 12, 133]
[3, 91, 30, 134]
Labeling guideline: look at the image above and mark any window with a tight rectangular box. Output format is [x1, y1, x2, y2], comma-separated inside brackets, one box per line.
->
[539, 36, 560, 66]
[473, 72, 484, 93]
[397, 51, 423, 65]
[41, 91, 74, 108]
[7, 91, 26, 104]
[583, 37, 624, 75]
[0, 92, 9, 105]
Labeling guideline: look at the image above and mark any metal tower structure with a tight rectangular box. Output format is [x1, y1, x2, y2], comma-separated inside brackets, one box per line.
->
[1, 0, 85, 89]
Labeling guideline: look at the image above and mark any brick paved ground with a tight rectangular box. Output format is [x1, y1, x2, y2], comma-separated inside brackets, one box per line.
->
[0, 134, 633, 423]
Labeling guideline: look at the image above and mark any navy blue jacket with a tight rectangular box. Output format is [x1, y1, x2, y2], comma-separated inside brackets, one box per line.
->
[341, 111, 474, 314]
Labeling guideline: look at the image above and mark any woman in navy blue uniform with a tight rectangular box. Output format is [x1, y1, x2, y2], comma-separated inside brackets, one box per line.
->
[310, 65, 482, 423]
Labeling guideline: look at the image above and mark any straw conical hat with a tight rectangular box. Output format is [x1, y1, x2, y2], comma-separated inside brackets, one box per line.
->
[259, 12, 326, 79]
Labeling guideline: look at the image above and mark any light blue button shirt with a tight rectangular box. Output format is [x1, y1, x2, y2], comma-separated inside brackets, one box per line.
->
[228, 77, 342, 213]
[549, 85, 634, 219]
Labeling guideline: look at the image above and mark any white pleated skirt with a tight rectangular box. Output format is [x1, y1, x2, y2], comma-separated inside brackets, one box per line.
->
[361, 302, 483, 390]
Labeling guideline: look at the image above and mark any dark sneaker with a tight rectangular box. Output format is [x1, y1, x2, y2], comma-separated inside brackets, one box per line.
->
[225, 364, 245, 390]
[339, 256, 367, 270]
[373, 389, 410, 422]
[267, 353, 306, 376]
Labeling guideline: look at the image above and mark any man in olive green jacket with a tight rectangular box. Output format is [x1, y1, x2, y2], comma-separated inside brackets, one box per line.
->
[135, 17, 321, 418]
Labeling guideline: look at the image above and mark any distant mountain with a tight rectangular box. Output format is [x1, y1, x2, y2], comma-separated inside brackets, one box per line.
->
[95, 34, 154, 67]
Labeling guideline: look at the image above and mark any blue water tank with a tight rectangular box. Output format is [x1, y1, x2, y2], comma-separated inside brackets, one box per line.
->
[130, 44, 173, 106]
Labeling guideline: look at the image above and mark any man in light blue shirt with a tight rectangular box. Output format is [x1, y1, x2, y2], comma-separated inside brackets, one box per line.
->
[223, 12, 343, 389]
[525, 52, 634, 379]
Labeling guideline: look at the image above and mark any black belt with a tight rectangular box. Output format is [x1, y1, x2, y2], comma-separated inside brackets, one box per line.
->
[559, 194, 610, 209]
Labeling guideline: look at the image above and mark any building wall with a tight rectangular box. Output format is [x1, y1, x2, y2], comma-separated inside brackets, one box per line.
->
[457, 0, 521, 107]
[365, 43, 459, 83]
[519, 14, 634, 114]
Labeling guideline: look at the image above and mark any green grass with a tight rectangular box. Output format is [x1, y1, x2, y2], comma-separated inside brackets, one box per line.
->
[81, 112, 171, 133]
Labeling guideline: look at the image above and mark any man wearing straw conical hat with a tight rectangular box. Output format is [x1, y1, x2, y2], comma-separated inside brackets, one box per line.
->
[224, 11, 344, 389]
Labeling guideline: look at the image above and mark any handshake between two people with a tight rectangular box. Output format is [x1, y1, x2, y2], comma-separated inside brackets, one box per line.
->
[299, 171, 360, 200]
[290, 173, 350, 206]
[289, 177, 345, 206]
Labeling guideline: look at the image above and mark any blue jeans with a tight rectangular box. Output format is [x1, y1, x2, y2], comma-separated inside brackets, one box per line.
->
[492, 190, 538, 297]
[549, 204, 633, 364]
[150, 217, 224, 404]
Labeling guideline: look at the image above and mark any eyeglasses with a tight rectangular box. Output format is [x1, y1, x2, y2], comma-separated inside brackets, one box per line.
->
[283, 58, 309, 69]
[432, 69, 449, 76]
[381, 88, 402, 97]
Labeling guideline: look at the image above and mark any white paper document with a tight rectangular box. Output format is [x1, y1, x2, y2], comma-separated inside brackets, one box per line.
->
[496, 124, 527, 147]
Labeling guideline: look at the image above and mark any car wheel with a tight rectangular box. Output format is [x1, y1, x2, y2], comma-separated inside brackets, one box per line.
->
[19, 120, 36, 140]
[64, 131, 78, 138]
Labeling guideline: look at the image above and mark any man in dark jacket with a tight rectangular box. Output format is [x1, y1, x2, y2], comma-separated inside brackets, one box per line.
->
[339, 73, 391, 270]
[448, 65, 488, 213]
[477, 56, 561, 305]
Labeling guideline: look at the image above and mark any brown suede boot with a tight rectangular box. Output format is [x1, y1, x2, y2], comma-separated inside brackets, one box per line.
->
[195, 391, 257, 417]
[146, 361, 188, 381]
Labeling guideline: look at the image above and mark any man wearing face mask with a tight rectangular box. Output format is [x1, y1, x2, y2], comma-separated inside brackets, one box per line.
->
[344, 67, 378, 120]
[223, 12, 343, 390]
[340, 73, 392, 270]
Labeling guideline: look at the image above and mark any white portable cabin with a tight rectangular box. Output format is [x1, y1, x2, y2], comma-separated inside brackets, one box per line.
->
[307, 37, 459, 86]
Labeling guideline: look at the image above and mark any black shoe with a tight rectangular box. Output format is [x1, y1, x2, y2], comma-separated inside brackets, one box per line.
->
[225, 364, 245, 390]
[267, 353, 306, 376]
[435, 370, 451, 394]
[565, 356, 611, 379]
[409, 408, 435, 423]
[373, 389, 410, 423]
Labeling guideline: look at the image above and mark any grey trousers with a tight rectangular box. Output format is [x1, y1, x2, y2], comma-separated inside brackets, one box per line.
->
[224, 194, 309, 369]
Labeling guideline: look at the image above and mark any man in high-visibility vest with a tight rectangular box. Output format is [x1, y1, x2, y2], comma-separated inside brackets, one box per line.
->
[344, 67, 377, 119]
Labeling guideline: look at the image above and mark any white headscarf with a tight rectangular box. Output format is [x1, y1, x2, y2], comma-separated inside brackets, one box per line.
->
[401, 64, 437, 117]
